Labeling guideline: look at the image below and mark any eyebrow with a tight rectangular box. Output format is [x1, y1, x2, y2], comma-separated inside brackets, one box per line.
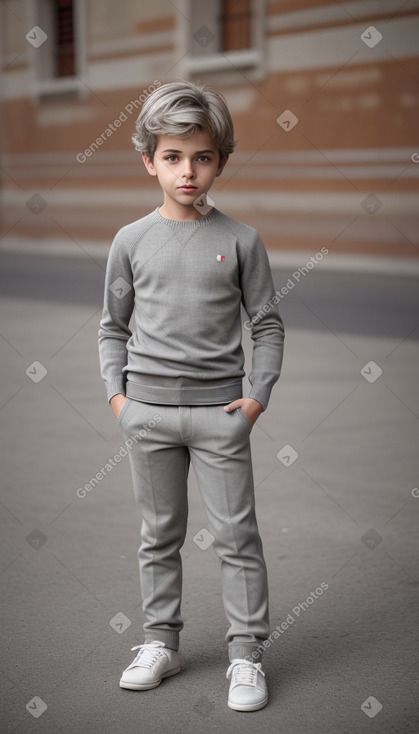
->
[161, 149, 215, 154]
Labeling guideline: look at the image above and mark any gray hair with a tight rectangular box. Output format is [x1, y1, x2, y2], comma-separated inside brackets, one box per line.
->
[132, 80, 237, 160]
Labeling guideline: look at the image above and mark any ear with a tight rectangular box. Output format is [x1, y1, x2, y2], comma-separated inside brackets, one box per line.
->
[216, 154, 229, 177]
[142, 152, 157, 176]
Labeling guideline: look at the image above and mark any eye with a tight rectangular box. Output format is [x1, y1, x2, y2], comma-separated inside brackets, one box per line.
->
[165, 155, 178, 162]
[197, 155, 210, 162]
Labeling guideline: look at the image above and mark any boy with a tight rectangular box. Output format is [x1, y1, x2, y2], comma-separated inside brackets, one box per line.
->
[98, 80, 285, 712]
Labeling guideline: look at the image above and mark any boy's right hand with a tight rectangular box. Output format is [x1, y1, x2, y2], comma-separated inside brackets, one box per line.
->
[110, 393, 127, 420]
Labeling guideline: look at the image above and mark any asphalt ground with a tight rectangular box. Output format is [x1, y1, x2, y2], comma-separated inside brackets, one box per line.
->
[1, 251, 418, 733]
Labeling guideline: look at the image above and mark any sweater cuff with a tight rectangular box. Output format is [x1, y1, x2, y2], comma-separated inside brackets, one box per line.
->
[248, 385, 272, 412]
[106, 379, 126, 403]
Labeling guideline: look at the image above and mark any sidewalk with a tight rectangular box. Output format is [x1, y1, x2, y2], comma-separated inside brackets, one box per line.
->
[0, 264, 418, 733]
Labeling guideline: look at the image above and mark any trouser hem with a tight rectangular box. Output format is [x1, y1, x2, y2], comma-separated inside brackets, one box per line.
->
[144, 630, 180, 651]
[228, 641, 266, 664]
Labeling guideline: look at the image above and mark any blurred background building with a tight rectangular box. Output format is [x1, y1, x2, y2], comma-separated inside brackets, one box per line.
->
[1, 0, 418, 258]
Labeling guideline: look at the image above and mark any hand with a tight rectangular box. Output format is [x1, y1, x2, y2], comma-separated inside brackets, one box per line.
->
[223, 398, 264, 427]
[110, 393, 127, 420]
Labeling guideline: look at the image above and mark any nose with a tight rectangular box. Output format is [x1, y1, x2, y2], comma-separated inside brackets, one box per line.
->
[181, 159, 195, 180]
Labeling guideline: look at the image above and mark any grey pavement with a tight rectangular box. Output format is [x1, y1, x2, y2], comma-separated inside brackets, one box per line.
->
[1, 252, 419, 733]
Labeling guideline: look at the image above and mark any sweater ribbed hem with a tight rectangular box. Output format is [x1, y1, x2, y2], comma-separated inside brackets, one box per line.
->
[126, 378, 242, 406]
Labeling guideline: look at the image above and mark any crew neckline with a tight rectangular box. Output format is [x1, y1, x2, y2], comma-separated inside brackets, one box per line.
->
[154, 206, 218, 227]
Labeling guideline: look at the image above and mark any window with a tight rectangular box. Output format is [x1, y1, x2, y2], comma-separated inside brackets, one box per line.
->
[28, 0, 86, 97]
[55, 0, 75, 77]
[221, 0, 252, 52]
[177, 0, 265, 79]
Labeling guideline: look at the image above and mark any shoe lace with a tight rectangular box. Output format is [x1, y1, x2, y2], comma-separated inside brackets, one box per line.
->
[128, 641, 166, 670]
[226, 658, 265, 685]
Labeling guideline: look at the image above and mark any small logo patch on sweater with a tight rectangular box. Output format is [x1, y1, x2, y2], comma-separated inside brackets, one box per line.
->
[217, 254, 226, 262]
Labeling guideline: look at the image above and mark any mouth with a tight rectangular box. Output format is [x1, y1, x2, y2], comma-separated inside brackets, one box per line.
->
[178, 185, 197, 191]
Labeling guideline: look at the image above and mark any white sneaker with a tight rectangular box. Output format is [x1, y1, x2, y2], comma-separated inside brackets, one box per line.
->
[119, 640, 181, 690]
[226, 658, 268, 711]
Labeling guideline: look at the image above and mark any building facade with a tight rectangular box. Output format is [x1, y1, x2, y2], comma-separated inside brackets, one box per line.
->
[1, 0, 419, 258]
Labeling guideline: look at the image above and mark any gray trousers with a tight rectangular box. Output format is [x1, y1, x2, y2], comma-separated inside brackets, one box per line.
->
[118, 398, 270, 663]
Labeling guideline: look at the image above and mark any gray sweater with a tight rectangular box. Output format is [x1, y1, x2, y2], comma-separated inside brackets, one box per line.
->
[98, 206, 284, 410]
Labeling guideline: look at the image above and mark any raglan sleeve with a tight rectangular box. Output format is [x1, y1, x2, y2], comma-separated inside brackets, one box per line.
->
[98, 229, 134, 403]
[238, 229, 285, 411]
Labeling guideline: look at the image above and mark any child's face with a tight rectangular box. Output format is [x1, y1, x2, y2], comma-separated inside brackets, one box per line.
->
[142, 130, 228, 218]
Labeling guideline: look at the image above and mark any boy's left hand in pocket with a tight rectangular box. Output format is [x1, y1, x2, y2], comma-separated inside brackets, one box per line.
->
[223, 398, 264, 427]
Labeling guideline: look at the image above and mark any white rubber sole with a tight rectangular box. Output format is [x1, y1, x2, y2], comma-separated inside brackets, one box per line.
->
[119, 665, 181, 690]
[228, 695, 269, 712]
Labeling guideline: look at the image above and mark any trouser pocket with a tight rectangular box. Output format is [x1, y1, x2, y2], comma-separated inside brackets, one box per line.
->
[117, 397, 133, 425]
